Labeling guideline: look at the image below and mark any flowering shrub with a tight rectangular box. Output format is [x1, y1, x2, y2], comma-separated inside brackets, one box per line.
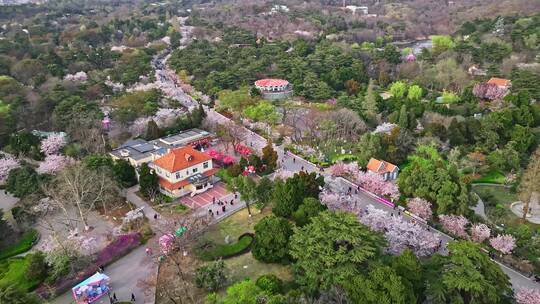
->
[95, 233, 141, 266]
[0, 153, 20, 182]
[439, 214, 469, 239]
[473, 83, 507, 100]
[63, 71, 88, 82]
[37, 155, 74, 174]
[515, 288, 540, 304]
[40, 133, 67, 155]
[355, 171, 400, 199]
[372, 123, 397, 135]
[407, 198, 432, 220]
[222, 155, 235, 165]
[489, 234, 515, 255]
[235, 144, 252, 156]
[470, 223, 491, 243]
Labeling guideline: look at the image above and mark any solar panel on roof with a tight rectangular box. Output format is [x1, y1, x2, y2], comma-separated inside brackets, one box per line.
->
[133, 143, 155, 153]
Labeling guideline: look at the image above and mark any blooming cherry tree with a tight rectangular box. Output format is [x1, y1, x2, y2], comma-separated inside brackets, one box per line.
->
[360, 205, 440, 256]
[407, 198, 432, 220]
[37, 155, 74, 174]
[329, 161, 359, 178]
[0, 154, 20, 182]
[355, 171, 400, 199]
[40, 133, 67, 155]
[489, 234, 516, 255]
[64, 71, 88, 82]
[470, 223, 491, 243]
[439, 214, 469, 239]
[515, 288, 540, 304]
[319, 191, 341, 210]
[473, 83, 507, 100]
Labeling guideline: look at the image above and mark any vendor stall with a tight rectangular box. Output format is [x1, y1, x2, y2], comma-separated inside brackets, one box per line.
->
[72, 272, 111, 304]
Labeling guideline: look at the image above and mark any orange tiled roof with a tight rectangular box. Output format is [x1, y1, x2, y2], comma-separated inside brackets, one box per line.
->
[153, 146, 211, 173]
[487, 77, 511, 87]
[159, 178, 190, 191]
[366, 158, 398, 174]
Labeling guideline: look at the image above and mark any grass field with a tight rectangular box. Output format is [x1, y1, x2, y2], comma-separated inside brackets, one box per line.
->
[472, 171, 505, 184]
[473, 185, 539, 230]
[0, 229, 38, 261]
[198, 208, 292, 284]
[0, 256, 41, 291]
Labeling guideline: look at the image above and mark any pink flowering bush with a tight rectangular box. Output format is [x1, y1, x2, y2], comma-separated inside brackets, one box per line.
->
[235, 144, 252, 156]
[206, 149, 223, 160]
[222, 155, 235, 165]
[355, 171, 400, 199]
[40, 134, 67, 155]
[95, 233, 141, 266]
[0, 154, 20, 182]
[439, 214, 469, 239]
[515, 288, 540, 304]
[37, 155, 74, 174]
[470, 223, 491, 243]
[473, 83, 507, 100]
[489, 234, 516, 255]
[407, 198, 432, 220]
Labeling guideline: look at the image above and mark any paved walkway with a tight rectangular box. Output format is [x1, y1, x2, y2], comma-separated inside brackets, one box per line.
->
[53, 186, 160, 304]
[180, 182, 229, 208]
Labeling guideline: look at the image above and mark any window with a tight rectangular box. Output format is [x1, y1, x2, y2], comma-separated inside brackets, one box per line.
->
[193, 167, 198, 173]
[203, 162, 209, 169]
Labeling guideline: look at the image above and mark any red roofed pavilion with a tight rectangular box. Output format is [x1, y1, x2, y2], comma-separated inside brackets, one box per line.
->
[254, 78, 293, 100]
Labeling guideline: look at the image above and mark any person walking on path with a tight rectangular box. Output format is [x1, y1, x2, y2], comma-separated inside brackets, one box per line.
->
[113, 293, 117, 302]
[131, 293, 136, 301]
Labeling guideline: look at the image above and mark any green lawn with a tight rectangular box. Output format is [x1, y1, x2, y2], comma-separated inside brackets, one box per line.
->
[473, 185, 539, 230]
[224, 252, 292, 283]
[203, 208, 271, 244]
[197, 208, 292, 284]
[196, 234, 253, 261]
[472, 171, 505, 184]
[0, 230, 38, 261]
[0, 257, 42, 291]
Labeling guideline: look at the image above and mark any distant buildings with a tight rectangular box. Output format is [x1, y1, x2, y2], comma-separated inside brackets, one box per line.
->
[109, 128, 213, 167]
[366, 158, 399, 181]
[468, 65, 487, 76]
[345, 5, 368, 15]
[151, 146, 217, 198]
[254, 78, 293, 101]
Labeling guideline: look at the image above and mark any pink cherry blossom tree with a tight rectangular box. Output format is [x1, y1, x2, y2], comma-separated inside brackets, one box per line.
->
[473, 83, 507, 100]
[470, 223, 491, 243]
[439, 214, 469, 239]
[40, 133, 67, 155]
[329, 161, 359, 178]
[360, 205, 440, 256]
[489, 234, 516, 255]
[515, 288, 540, 304]
[319, 191, 341, 210]
[355, 171, 400, 199]
[0, 154, 20, 182]
[385, 216, 440, 257]
[37, 155, 74, 174]
[407, 198, 432, 220]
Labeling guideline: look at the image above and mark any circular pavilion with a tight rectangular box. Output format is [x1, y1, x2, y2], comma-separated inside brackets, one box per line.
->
[254, 78, 293, 101]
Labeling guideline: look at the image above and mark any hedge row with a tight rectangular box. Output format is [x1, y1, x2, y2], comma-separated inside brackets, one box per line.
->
[197, 233, 254, 261]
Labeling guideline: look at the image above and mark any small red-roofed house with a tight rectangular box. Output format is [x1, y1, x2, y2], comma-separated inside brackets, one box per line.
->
[487, 77, 511, 90]
[366, 158, 399, 181]
[151, 146, 217, 198]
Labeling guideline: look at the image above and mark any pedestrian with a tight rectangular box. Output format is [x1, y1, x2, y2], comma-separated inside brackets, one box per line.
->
[208, 209, 212, 214]
[213, 197, 215, 204]
[230, 199, 233, 205]
[235, 193, 238, 199]
[153, 213, 158, 220]
[393, 205, 397, 210]
[216, 210, 219, 215]
[293, 158, 296, 163]
[391, 213, 394, 217]
[357, 185, 360, 191]
[145, 247, 152, 256]
[398, 211, 401, 216]
[131, 293, 136, 301]
[301, 166, 304, 171]
[222, 205, 226, 212]
[113, 293, 117, 302]
[355, 189, 358, 194]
